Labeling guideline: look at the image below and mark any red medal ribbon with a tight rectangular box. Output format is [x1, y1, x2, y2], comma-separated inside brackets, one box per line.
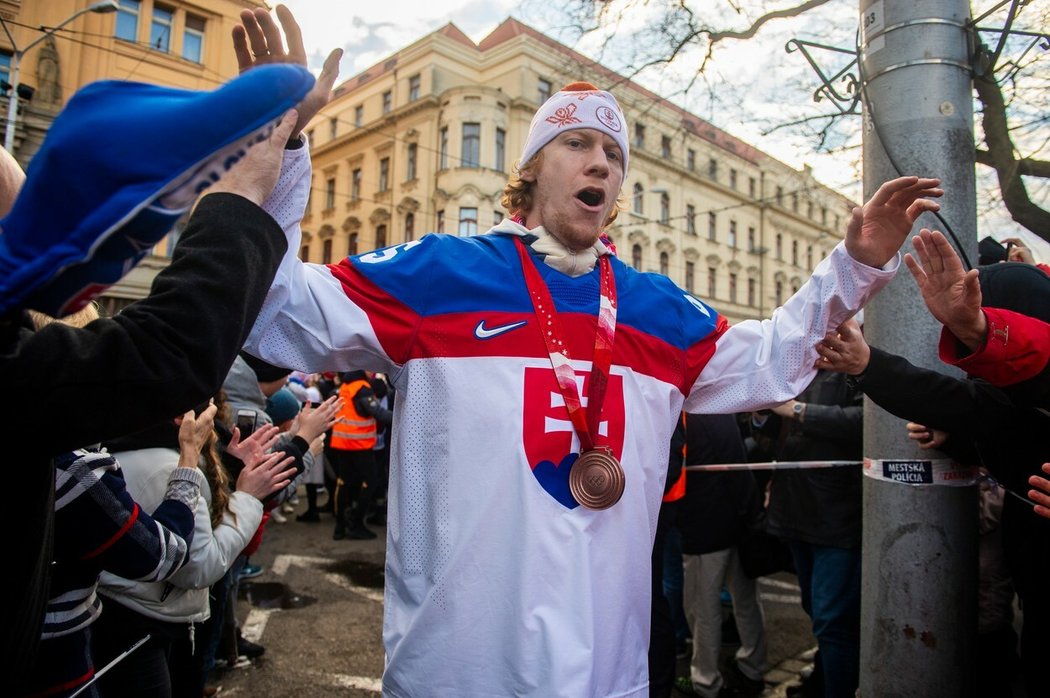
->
[514, 238, 617, 453]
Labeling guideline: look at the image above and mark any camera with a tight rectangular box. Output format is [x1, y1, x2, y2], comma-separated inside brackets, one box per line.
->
[236, 409, 257, 438]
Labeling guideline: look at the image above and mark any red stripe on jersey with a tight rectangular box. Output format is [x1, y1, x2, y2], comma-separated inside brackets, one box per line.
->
[327, 261, 422, 364]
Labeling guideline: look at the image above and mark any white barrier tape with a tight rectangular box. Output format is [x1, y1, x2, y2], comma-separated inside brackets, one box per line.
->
[685, 460, 860, 472]
[862, 458, 979, 486]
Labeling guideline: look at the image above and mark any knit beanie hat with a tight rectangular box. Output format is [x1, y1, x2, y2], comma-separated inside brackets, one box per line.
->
[240, 350, 293, 383]
[517, 82, 629, 177]
[0, 63, 314, 317]
[265, 387, 301, 425]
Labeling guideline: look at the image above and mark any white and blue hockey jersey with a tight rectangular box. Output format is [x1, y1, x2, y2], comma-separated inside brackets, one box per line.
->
[245, 146, 896, 697]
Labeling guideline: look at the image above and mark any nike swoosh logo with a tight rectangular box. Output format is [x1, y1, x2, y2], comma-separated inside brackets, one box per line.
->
[474, 319, 528, 339]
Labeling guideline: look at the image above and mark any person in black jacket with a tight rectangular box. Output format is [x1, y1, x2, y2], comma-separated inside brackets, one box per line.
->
[1, 34, 340, 690]
[758, 369, 863, 698]
[676, 413, 767, 698]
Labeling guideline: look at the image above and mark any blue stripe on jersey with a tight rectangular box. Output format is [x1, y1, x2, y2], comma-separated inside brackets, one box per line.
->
[348, 233, 721, 351]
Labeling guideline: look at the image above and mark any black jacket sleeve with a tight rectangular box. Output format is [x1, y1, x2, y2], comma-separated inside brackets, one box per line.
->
[6, 193, 288, 453]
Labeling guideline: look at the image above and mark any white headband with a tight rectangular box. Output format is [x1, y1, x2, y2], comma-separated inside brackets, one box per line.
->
[518, 83, 629, 178]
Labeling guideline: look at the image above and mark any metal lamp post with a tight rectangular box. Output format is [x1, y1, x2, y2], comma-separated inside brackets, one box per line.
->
[0, 0, 119, 153]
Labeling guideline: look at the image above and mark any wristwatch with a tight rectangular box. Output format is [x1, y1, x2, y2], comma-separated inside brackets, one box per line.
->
[792, 402, 806, 420]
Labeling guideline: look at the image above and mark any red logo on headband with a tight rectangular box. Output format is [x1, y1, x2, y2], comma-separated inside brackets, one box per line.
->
[546, 103, 582, 128]
[596, 106, 622, 133]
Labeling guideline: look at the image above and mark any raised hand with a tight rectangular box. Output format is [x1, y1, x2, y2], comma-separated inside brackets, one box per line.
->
[815, 318, 870, 375]
[296, 394, 342, 443]
[1029, 463, 1050, 520]
[903, 229, 986, 350]
[845, 176, 942, 268]
[228, 422, 281, 464]
[177, 402, 219, 468]
[232, 4, 342, 139]
[236, 450, 297, 500]
[206, 108, 298, 206]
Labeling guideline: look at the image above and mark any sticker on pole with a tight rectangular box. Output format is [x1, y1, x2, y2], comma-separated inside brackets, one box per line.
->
[864, 458, 978, 486]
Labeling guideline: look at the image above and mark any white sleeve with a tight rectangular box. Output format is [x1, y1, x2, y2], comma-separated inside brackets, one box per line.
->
[684, 241, 897, 413]
[242, 143, 390, 372]
[168, 490, 263, 590]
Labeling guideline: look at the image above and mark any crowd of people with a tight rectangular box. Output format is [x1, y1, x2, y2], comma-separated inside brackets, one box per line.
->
[6, 3, 1049, 697]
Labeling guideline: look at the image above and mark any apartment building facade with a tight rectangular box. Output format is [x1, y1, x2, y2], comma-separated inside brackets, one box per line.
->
[303, 18, 854, 324]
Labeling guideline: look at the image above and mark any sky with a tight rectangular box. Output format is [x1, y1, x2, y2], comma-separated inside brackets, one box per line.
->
[278, 0, 1049, 261]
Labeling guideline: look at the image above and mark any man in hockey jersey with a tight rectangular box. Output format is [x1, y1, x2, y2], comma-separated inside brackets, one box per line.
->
[239, 9, 941, 694]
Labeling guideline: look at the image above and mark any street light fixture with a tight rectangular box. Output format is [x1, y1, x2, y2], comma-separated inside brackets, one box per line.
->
[0, 0, 119, 154]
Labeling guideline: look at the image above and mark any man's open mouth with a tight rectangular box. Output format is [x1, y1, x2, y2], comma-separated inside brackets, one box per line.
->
[576, 188, 605, 207]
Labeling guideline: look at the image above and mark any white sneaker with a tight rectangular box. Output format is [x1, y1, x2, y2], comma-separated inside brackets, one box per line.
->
[270, 510, 287, 523]
[281, 502, 295, 514]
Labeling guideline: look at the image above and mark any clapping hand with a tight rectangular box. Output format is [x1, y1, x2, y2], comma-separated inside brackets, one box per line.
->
[903, 229, 986, 351]
[845, 176, 942, 269]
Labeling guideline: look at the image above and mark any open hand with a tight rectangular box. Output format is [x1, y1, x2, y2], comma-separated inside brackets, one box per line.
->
[207, 108, 299, 205]
[903, 229, 986, 350]
[236, 450, 297, 500]
[1029, 463, 1050, 520]
[296, 394, 342, 443]
[228, 422, 281, 464]
[232, 4, 342, 139]
[845, 176, 942, 268]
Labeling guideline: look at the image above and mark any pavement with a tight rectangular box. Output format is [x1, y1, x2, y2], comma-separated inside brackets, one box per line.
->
[207, 494, 817, 697]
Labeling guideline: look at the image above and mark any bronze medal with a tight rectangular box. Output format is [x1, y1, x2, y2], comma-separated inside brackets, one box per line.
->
[569, 447, 625, 510]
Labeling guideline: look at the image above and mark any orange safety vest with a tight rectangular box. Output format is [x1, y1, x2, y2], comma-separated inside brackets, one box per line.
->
[330, 379, 377, 450]
[662, 412, 687, 503]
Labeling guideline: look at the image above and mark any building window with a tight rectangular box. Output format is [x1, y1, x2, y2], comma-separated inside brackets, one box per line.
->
[775, 233, 783, 260]
[322, 239, 333, 264]
[382, 90, 392, 114]
[729, 168, 738, 190]
[0, 52, 10, 90]
[708, 212, 717, 241]
[150, 4, 173, 52]
[660, 193, 670, 225]
[300, 244, 310, 261]
[685, 261, 695, 293]
[351, 168, 361, 201]
[708, 267, 717, 298]
[686, 205, 696, 235]
[329, 117, 337, 140]
[748, 226, 756, 252]
[537, 78, 552, 104]
[729, 273, 738, 303]
[182, 14, 205, 62]
[631, 244, 642, 270]
[325, 177, 336, 209]
[661, 135, 671, 159]
[116, 0, 140, 42]
[807, 201, 814, 219]
[775, 280, 783, 307]
[404, 212, 415, 241]
[632, 183, 644, 215]
[376, 224, 387, 249]
[406, 143, 417, 180]
[462, 123, 480, 168]
[776, 187, 783, 205]
[354, 105, 363, 127]
[749, 177, 757, 198]
[687, 149, 696, 172]
[436, 210, 445, 233]
[439, 127, 448, 169]
[634, 123, 645, 149]
[821, 207, 828, 225]
[792, 240, 799, 265]
[495, 128, 506, 172]
[458, 207, 478, 236]
[747, 278, 756, 306]
[379, 157, 389, 192]
[791, 193, 799, 212]
[807, 244, 813, 269]
[728, 220, 737, 248]
[408, 74, 420, 101]
[659, 251, 669, 276]
[708, 158, 718, 180]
